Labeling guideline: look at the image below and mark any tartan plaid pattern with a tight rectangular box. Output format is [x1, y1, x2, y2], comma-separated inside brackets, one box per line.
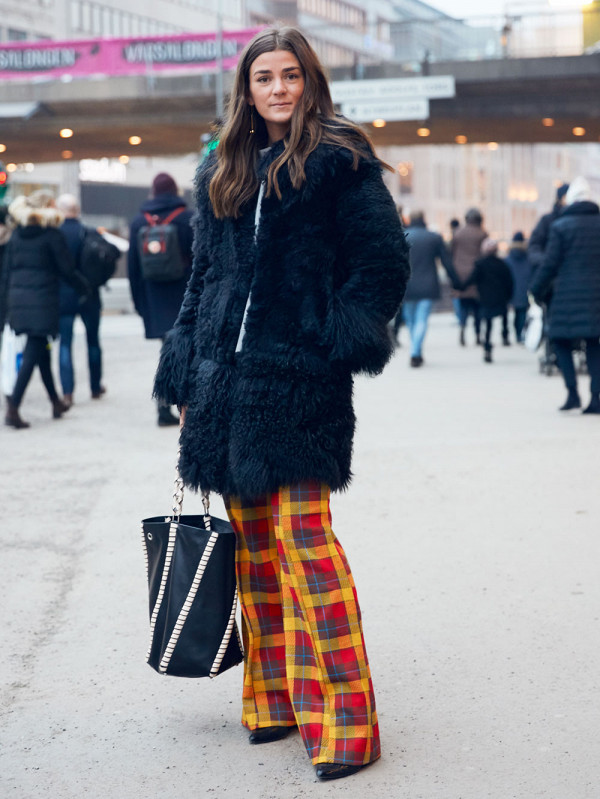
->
[225, 482, 380, 766]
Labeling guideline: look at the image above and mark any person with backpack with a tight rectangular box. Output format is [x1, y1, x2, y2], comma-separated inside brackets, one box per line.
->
[56, 194, 118, 407]
[128, 173, 194, 426]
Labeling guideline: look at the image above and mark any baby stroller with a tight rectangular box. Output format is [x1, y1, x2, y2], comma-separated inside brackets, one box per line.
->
[537, 306, 587, 377]
[525, 302, 587, 376]
[538, 304, 557, 376]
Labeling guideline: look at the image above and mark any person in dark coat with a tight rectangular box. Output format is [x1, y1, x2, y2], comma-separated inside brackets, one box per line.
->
[530, 177, 600, 413]
[451, 208, 488, 346]
[56, 194, 106, 406]
[0, 204, 10, 335]
[1, 191, 89, 428]
[505, 231, 534, 343]
[528, 182, 569, 277]
[153, 26, 409, 782]
[128, 172, 193, 425]
[460, 238, 514, 363]
[401, 210, 460, 366]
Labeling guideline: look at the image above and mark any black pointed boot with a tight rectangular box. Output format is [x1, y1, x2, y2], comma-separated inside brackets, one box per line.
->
[582, 392, 600, 415]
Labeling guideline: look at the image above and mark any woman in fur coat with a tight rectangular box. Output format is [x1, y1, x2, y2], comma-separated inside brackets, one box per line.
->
[2, 191, 89, 428]
[154, 26, 409, 781]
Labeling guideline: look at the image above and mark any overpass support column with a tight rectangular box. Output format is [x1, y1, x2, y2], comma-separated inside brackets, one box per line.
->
[60, 161, 80, 204]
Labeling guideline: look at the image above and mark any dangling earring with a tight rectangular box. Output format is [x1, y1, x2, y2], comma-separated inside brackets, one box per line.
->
[249, 107, 255, 135]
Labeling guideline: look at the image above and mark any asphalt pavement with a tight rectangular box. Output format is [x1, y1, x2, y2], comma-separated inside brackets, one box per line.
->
[1, 311, 599, 799]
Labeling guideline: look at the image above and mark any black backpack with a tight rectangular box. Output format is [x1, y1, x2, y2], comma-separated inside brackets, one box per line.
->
[79, 228, 120, 288]
[137, 208, 187, 282]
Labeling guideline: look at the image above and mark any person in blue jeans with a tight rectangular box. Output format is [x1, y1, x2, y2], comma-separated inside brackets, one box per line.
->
[56, 194, 105, 406]
[402, 211, 461, 367]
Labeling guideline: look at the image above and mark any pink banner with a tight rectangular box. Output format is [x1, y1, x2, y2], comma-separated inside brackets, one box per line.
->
[0, 29, 261, 82]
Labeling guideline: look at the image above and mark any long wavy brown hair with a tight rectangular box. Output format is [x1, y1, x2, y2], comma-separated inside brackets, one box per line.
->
[209, 26, 390, 219]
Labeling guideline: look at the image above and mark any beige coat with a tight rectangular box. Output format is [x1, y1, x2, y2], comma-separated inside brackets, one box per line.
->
[451, 223, 488, 299]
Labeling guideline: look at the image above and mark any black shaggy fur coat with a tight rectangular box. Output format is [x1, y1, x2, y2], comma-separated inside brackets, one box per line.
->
[154, 139, 410, 499]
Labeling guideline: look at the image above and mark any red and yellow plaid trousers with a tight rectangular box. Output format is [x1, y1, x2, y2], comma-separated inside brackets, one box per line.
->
[225, 482, 380, 766]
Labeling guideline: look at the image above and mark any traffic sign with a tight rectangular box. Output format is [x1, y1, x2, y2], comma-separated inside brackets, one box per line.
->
[341, 98, 429, 123]
[331, 75, 455, 104]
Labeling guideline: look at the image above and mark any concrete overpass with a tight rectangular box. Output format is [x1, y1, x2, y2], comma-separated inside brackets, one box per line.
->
[1, 53, 600, 164]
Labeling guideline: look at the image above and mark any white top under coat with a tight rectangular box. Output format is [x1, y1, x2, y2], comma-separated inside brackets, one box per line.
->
[235, 148, 270, 354]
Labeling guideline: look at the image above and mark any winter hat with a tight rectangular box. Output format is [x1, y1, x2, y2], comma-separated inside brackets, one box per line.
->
[510, 231, 527, 251]
[9, 192, 63, 228]
[152, 172, 178, 197]
[565, 176, 592, 205]
[28, 189, 56, 209]
[556, 183, 569, 202]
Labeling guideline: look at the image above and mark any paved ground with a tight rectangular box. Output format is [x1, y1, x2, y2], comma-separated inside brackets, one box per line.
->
[1, 311, 599, 799]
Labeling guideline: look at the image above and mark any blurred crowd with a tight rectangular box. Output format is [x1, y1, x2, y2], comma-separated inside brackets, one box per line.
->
[395, 177, 600, 413]
[1, 171, 599, 430]
[0, 172, 192, 429]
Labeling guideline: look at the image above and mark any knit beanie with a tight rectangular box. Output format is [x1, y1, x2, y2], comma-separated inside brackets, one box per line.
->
[152, 173, 178, 197]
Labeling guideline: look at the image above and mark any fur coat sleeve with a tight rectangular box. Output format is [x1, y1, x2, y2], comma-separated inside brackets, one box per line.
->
[326, 155, 410, 374]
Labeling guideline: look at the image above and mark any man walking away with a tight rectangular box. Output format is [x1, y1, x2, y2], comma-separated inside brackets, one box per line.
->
[402, 210, 461, 367]
[56, 194, 106, 406]
[128, 173, 194, 426]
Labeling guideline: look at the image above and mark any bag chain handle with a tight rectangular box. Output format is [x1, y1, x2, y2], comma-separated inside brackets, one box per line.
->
[172, 457, 211, 532]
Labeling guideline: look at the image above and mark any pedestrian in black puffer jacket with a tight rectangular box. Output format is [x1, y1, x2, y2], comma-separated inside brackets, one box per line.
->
[128, 172, 194, 426]
[530, 177, 600, 413]
[0, 204, 10, 334]
[461, 238, 513, 362]
[1, 191, 89, 429]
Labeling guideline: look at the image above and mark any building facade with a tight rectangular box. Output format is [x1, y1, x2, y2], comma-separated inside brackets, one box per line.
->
[380, 141, 600, 243]
[0, 0, 245, 42]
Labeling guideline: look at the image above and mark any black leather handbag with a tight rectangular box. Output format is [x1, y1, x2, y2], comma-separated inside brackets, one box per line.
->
[141, 470, 244, 678]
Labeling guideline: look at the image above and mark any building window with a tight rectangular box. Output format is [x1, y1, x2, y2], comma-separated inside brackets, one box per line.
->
[102, 7, 112, 35]
[91, 4, 102, 35]
[112, 9, 121, 36]
[398, 161, 413, 195]
[8, 28, 28, 40]
[81, 2, 91, 33]
[70, 0, 81, 31]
